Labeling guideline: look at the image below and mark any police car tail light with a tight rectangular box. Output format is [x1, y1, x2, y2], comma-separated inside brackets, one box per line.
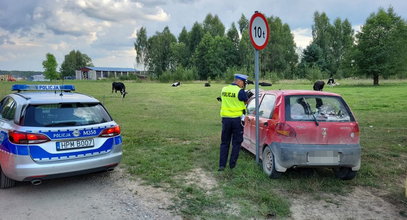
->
[9, 131, 51, 144]
[99, 126, 121, 137]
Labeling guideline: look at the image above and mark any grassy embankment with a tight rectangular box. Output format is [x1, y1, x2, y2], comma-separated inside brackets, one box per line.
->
[1, 79, 406, 218]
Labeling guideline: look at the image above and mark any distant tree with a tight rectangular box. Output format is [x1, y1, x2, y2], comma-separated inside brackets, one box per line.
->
[203, 14, 225, 37]
[170, 42, 189, 68]
[264, 16, 298, 78]
[145, 26, 177, 77]
[332, 18, 354, 77]
[209, 36, 236, 79]
[305, 11, 355, 77]
[298, 43, 325, 78]
[238, 31, 253, 71]
[189, 22, 204, 56]
[60, 50, 93, 78]
[194, 33, 213, 80]
[178, 27, 189, 45]
[134, 12, 301, 81]
[355, 7, 407, 85]
[227, 22, 240, 48]
[311, 11, 333, 73]
[301, 43, 324, 67]
[226, 22, 240, 68]
[177, 27, 191, 67]
[134, 27, 148, 70]
[194, 33, 236, 80]
[238, 14, 249, 34]
[42, 53, 59, 80]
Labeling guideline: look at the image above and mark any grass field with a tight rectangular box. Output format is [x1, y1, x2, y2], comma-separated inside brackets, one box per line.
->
[1, 79, 406, 218]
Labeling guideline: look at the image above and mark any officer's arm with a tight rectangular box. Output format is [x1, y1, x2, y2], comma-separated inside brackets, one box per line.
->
[238, 89, 248, 104]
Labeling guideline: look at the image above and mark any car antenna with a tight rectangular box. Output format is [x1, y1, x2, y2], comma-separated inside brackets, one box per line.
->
[60, 76, 64, 96]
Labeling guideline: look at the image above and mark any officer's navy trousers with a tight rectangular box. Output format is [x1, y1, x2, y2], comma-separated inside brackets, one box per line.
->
[219, 117, 243, 169]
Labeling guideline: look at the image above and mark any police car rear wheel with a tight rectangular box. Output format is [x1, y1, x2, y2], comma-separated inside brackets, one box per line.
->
[0, 167, 15, 189]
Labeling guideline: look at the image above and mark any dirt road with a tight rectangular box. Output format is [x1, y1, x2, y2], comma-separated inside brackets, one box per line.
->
[0, 167, 181, 220]
[1, 166, 405, 219]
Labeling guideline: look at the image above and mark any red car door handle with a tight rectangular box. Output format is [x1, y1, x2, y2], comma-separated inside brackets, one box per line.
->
[264, 122, 268, 126]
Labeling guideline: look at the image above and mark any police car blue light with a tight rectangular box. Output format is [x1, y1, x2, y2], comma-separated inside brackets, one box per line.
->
[0, 84, 122, 188]
[12, 84, 75, 91]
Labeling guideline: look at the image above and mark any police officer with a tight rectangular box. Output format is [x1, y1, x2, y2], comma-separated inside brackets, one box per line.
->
[218, 74, 249, 171]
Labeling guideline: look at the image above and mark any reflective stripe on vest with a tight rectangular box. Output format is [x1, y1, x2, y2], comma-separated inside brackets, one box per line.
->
[220, 85, 246, 118]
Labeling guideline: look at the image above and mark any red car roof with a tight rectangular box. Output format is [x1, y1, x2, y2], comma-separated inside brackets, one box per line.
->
[261, 90, 342, 97]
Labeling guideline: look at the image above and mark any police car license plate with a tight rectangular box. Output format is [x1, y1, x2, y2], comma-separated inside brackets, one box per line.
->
[56, 139, 94, 151]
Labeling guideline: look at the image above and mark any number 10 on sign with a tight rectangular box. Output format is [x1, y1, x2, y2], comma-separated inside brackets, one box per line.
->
[249, 12, 269, 50]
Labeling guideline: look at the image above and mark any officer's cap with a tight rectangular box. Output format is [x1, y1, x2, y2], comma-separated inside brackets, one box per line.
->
[234, 74, 248, 81]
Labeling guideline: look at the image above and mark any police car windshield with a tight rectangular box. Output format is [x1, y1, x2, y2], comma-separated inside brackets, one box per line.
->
[22, 103, 112, 127]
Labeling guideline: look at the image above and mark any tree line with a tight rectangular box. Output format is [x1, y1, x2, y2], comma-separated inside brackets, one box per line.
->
[42, 50, 93, 80]
[42, 7, 407, 85]
[134, 7, 407, 85]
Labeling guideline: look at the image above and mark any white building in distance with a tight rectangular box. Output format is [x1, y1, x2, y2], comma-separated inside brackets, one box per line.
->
[75, 67, 141, 80]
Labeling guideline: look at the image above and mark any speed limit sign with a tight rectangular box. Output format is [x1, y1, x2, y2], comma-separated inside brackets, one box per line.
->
[249, 12, 269, 50]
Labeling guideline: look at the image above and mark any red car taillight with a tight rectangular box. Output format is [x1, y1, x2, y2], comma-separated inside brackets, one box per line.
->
[99, 125, 121, 137]
[9, 131, 51, 144]
[352, 123, 360, 138]
[275, 123, 296, 137]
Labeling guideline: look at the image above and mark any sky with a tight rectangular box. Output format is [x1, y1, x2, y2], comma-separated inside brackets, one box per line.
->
[0, 0, 406, 72]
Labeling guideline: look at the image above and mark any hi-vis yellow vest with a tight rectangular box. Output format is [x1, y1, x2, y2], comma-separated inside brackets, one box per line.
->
[220, 85, 246, 118]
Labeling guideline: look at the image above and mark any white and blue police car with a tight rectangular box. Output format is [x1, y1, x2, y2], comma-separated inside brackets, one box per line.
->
[0, 84, 122, 188]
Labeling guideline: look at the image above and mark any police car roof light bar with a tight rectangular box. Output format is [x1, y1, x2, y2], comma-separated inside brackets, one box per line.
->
[12, 84, 75, 92]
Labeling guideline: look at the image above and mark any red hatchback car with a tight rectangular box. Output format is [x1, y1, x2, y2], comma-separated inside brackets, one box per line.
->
[242, 90, 361, 180]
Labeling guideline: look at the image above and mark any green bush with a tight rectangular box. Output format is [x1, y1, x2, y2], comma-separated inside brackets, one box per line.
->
[264, 71, 280, 84]
[305, 66, 323, 82]
[119, 74, 141, 81]
[223, 67, 250, 83]
[159, 66, 198, 82]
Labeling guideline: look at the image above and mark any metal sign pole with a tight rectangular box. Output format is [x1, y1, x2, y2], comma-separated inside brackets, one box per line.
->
[250, 11, 269, 165]
[255, 49, 260, 164]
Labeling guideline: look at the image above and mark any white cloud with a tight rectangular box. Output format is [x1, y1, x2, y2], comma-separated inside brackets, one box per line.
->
[292, 28, 313, 49]
[353, 24, 362, 34]
[145, 7, 170, 21]
[92, 48, 136, 68]
[73, 0, 169, 22]
[45, 9, 105, 35]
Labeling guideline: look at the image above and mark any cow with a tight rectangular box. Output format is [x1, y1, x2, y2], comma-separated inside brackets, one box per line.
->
[259, 82, 272, 86]
[327, 76, 340, 87]
[327, 77, 335, 85]
[204, 82, 211, 87]
[172, 81, 181, 87]
[313, 80, 325, 91]
[244, 80, 272, 86]
[112, 82, 127, 98]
